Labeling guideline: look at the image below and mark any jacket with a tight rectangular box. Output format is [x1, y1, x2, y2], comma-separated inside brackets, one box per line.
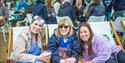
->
[58, 2, 77, 26]
[47, 33, 81, 63]
[85, 3, 105, 20]
[13, 27, 42, 62]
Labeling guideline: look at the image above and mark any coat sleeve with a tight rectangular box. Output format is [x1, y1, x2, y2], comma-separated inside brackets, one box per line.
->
[14, 34, 38, 62]
[47, 34, 60, 63]
[92, 38, 112, 63]
[85, 4, 94, 21]
[70, 38, 81, 62]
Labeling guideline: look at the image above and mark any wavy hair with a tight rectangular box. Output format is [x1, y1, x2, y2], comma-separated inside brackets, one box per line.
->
[30, 18, 47, 51]
[55, 17, 74, 38]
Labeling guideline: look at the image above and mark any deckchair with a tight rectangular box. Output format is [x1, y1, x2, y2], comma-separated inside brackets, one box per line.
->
[7, 26, 28, 59]
[88, 16, 105, 22]
[110, 21, 124, 51]
[113, 17, 125, 44]
[120, 20, 125, 47]
[89, 22, 124, 51]
[89, 22, 116, 45]
[47, 24, 58, 38]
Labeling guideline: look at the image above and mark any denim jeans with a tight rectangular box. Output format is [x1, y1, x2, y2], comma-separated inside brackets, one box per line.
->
[106, 50, 125, 63]
[117, 50, 125, 63]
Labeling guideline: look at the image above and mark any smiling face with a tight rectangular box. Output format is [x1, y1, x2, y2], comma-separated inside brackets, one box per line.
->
[30, 20, 42, 34]
[79, 26, 90, 42]
[59, 22, 70, 37]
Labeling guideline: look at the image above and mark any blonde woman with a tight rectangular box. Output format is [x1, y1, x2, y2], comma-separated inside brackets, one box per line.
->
[47, 17, 81, 63]
[14, 17, 50, 63]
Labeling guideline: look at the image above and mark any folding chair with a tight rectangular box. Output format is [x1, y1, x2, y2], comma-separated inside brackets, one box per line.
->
[7, 24, 49, 60]
[7, 26, 28, 59]
[120, 20, 125, 47]
[0, 16, 7, 43]
[47, 24, 58, 38]
[88, 15, 105, 22]
[110, 21, 124, 51]
[113, 17, 125, 43]
[89, 22, 115, 45]
[89, 22, 124, 51]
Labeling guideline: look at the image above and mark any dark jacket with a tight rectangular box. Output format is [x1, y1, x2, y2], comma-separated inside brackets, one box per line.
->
[58, 2, 77, 26]
[46, 7, 57, 24]
[109, 0, 125, 11]
[31, 3, 48, 21]
[47, 33, 81, 63]
[85, 3, 105, 20]
[75, 6, 86, 22]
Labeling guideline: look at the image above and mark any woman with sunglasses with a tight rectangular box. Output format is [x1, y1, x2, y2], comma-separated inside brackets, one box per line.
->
[13, 16, 50, 63]
[47, 16, 81, 63]
[78, 22, 125, 63]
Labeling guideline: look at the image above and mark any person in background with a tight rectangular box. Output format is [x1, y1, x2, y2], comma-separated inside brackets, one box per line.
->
[53, 0, 61, 15]
[102, 0, 112, 21]
[75, 0, 86, 22]
[0, 0, 9, 20]
[31, 0, 48, 22]
[85, 0, 105, 21]
[45, 0, 57, 24]
[15, 0, 28, 14]
[14, 16, 50, 63]
[58, 0, 77, 27]
[78, 22, 125, 63]
[47, 16, 81, 63]
[106, 0, 125, 20]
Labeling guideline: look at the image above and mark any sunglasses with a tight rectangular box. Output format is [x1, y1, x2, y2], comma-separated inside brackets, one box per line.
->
[59, 25, 69, 29]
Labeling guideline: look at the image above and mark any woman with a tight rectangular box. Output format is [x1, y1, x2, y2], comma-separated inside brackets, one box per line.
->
[45, 0, 57, 24]
[75, 0, 86, 22]
[47, 17, 81, 63]
[78, 22, 125, 63]
[14, 17, 50, 63]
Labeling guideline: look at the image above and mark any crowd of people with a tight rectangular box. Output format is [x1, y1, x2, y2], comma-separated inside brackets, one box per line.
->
[1, 0, 125, 63]
[1, 0, 125, 25]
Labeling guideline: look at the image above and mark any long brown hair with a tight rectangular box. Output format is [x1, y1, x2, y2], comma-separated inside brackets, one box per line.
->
[78, 22, 94, 56]
[45, 0, 52, 11]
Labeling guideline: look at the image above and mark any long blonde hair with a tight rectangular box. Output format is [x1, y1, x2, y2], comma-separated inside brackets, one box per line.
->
[30, 18, 47, 51]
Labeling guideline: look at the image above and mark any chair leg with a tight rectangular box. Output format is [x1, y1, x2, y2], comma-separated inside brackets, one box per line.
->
[113, 53, 118, 63]
[2, 26, 6, 43]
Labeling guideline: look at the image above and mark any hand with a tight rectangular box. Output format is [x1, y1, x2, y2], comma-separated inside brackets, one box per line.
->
[37, 52, 51, 62]
[83, 60, 94, 63]
[64, 57, 76, 63]
[60, 59, 65, 63]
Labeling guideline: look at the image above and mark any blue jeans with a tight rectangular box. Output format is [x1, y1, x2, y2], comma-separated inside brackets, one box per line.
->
[106, 50, 125, 63]
[117, 50, 125, 63]
[106, 58, 117, 63]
